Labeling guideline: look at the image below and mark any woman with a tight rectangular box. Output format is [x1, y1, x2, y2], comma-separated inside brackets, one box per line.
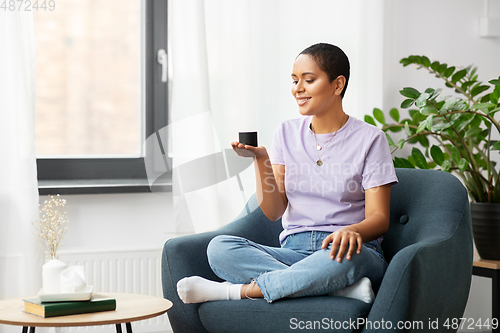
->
[177, 43, 398, 304]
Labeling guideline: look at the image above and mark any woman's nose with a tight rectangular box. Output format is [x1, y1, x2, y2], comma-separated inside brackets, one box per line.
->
[294, 81, 305, 93]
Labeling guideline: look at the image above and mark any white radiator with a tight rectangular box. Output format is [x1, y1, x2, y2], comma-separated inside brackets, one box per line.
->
[55, 248, 172, 333]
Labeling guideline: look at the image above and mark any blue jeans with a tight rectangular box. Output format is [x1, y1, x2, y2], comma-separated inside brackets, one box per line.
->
[207, 231, 387, 302]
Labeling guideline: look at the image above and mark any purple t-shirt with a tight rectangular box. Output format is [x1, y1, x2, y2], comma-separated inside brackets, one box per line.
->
[269, 116, 398, 243]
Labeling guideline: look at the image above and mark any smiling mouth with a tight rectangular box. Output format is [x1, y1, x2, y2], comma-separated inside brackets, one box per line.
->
[297, 97, 311, 106]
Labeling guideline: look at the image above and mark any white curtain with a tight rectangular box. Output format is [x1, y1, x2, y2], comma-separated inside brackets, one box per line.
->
[0, 10, 43, 301]
[169, 0, 384, 233]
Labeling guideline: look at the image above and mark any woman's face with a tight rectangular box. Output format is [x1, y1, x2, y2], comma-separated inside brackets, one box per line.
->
[291, 54, 342, 117]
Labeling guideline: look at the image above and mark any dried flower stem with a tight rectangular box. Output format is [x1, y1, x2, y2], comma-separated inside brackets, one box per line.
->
[33, 194, 69, 259]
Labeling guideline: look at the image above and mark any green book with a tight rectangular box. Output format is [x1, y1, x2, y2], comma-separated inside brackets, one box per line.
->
[23, 294, 116, 318]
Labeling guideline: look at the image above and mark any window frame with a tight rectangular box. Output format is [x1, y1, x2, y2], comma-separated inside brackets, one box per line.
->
[37, 0, 170, 195]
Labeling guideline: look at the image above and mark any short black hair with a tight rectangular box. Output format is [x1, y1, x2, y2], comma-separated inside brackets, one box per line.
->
[298, 43, 350, 98]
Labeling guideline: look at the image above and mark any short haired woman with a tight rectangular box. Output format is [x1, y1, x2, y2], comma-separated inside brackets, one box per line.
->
[177, 43, 398, 304]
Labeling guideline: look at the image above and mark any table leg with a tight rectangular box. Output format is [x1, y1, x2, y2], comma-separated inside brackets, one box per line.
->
[116, 323, 132, 333]
[21, 328, 35, 333]
[493, 270, 499, 333]
[474, 266, 500, 333]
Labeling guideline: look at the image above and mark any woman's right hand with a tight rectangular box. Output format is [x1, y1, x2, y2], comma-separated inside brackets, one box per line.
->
[232, 141, 287, 221]
[231, 141, 268, 159]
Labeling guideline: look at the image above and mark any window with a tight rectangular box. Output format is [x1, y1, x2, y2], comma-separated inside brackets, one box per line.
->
[35, 0, 169, 194]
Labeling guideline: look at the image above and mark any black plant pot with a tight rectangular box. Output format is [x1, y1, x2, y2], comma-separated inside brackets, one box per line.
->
[471, 202, 500, 260]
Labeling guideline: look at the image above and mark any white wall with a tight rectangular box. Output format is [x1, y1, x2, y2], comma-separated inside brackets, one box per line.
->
[42, 192, 174, 253]
[382, 0, 500, 111]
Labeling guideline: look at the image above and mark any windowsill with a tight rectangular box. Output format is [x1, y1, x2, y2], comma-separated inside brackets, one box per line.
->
[38, 177, 172, 195]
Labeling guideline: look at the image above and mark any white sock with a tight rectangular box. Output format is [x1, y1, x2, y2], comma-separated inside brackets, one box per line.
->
[333, 277, 375, 304]
[177, 276, 243, 304]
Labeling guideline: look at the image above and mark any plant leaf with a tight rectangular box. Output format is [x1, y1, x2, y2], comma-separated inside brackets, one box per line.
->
[489, 77, 500, 85]
[441, 159, 451, 172]
[431, 122, 452, 132]
[417, 121, 427, 134]
[415, 93, 431, 108]
[389, 108, 400, 122]
[444, 66, 456, 78]
[438, 63, 448, 74]
[420, 104, 439, 115]
[430, 145, 445, 165]
[373, 108, 386, 125]
[480, 94, 491, 103]
[400, 87, 420, 99]
[409, 109, 425, 122]
[421, 56, 431, 67]
[418, 135, 429, 148]
[401, 99, 415, 109]
[451, 69, 467, 83]
[394, 157, 415, 168]
[397, 138, 405, 149]
[490, 107, 500, 115]
[385, 133, 395, 147]
[492, 141, 500, 151]
[387, 126, 403, 133]
[439, 98, 459, 113]
[455, 115, 476, 132]
[404, 121, 411, 136]
[461, 80, 476, 92]
[471, 85, 490, 97]
[400, 58, 412, 67]
[464, 127, 482, 138]
[451, 146, 461, 164]
[471, 102, 495, 112]
[490, 89, 499, 105]
[412, 147, 428, 169]
[458, 158, 468, 172]
[470, 114, 482, 127]
[470, 67, 478, 78]
[425, 114, 434, 131]
[428, 88, 442, 100]
[364, 115, 377, 126]
[430, 61, 440, 71]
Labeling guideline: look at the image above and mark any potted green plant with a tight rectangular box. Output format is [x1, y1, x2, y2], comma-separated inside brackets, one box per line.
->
[366, 55, 500, 260]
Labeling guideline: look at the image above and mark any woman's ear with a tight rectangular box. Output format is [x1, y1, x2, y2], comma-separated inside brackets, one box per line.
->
[333, 76, 346, 96]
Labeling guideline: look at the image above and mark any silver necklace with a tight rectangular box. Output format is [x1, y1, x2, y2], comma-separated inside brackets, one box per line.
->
[311, 114, 348, 166]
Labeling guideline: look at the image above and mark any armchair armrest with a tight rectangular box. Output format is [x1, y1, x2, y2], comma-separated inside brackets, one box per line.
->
[363, 203, 473, 332]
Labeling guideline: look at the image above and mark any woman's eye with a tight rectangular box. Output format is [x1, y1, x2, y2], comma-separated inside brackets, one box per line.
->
[306, 80, 314, 83]
[292, 81, 298, 85]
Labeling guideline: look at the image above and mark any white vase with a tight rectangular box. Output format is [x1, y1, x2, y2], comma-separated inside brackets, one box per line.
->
[42, 259, 68, 294]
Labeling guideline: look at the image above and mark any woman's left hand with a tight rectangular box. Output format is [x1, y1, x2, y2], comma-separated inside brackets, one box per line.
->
[321, 227, 362, 262]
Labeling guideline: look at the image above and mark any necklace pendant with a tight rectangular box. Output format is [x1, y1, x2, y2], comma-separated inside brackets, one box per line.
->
[316, 144, 322, 151]
[316, 159, 323, 166]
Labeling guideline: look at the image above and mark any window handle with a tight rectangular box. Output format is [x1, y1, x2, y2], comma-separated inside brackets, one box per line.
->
[157, 49, 167, 82]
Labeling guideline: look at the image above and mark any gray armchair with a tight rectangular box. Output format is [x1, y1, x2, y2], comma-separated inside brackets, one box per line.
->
[162, 168, 473, 332]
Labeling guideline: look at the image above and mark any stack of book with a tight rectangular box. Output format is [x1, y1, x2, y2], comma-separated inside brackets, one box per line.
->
[23, 294, 116, 318]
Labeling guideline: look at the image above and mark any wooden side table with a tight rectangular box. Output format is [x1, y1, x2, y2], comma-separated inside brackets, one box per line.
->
[0, 293, 172, 333]
[473, 259, 500, 333]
